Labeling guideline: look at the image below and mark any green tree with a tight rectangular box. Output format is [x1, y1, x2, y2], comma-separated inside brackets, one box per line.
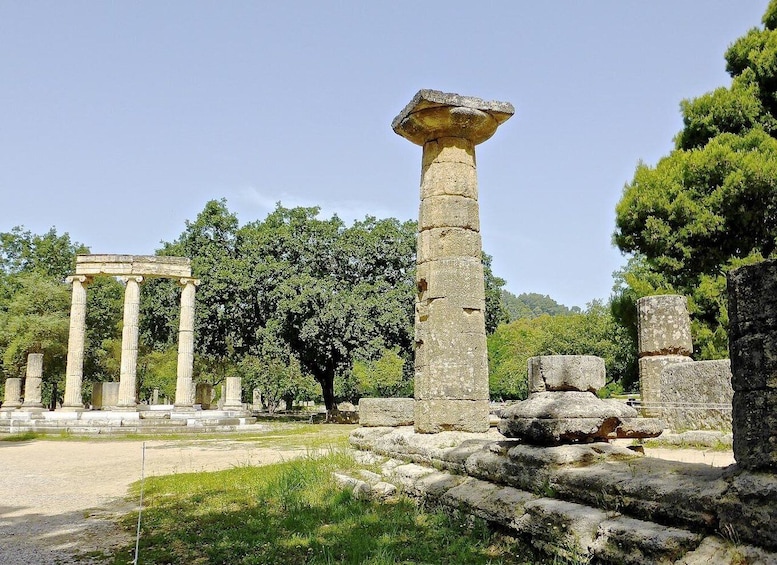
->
[488, 301, 635, 400]
[500, 290, 576, 322]
[613, 1, 777, 358]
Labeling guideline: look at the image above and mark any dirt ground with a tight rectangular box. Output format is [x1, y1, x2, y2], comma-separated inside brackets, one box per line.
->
[0, 435, 735, 565]
[0, 436, 309, 564]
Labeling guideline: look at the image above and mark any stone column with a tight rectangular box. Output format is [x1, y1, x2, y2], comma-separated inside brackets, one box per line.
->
[1, 378, 23, 411]
[116, 275, 143, 409]
[393, 90, 514, 433]
[728, 260, 777, 472]
[62, 275, 91, 410]
[222, 376, 243, 410]
[21, 353, 44, 409]
[636, 295, 694, 417]
[174, 278, 199, 409]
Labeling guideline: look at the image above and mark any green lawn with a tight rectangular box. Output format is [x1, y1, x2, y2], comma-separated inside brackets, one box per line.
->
[107, 450, 546, 565]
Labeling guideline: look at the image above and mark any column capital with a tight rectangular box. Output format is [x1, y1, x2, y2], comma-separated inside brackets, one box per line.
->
[392, 89, 514, 146]
[118, 275, 144, 285]
[178, 277, 201, 287]
[65, 274, 92, 285]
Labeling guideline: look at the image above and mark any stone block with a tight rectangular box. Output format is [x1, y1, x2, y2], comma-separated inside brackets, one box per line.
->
[358, 398, 414, 427]
[727, 258, 777, 340]
[732, 389, 777, 472]
[528, 355, 606, 394]
[500, 392, 638, 420]
[729, 332, 777, 391]
[419, 195, 480, 231]
[392, 89, 514, 146]
[590, 516, 703, 564]
[660, 360, 733, 431]
[420, 160, 478, 200]
[1, 377, 23, 409]
[639, 355, 692, 417]
[636, 295, 693, 356]
[421, 137, 475, 167]
[414, 354, 489, 400]
[417, 228, 481, 263]
[416, 259, 486, 309]
[414, 399, 490, 433]
[517, 498, 608, 560]
[718, 471, 777, 550]
[92, 382, 120, 409]
[195, 382, 213, 409]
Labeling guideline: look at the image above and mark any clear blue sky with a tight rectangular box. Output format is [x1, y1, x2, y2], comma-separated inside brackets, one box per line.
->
[0, 1, 769, 308]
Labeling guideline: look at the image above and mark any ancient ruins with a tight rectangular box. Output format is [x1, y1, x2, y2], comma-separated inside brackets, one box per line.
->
[0, 254, 255, 433]
[345, 90, 777, 563]
[392, 89, 513, 432]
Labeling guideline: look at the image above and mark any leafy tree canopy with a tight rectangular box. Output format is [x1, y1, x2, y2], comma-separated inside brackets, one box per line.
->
[613, 1, 777, 358]
[500, 290, 577, 322]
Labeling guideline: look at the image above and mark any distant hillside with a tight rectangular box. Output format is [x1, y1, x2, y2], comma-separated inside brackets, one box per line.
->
[500, 290, 579, 322]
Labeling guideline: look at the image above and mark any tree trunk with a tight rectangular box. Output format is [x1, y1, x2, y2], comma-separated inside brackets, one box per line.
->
[319, 374, 335, 411]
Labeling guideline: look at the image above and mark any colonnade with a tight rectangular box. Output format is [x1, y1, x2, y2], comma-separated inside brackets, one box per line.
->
[59, 254, 199, 411]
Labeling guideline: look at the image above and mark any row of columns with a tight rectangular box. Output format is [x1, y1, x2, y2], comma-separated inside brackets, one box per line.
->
[0, 353, 44, 411]
[62, 275, 199, 410]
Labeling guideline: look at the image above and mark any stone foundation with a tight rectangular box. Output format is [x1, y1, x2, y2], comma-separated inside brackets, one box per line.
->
[348, 427, 777, 562]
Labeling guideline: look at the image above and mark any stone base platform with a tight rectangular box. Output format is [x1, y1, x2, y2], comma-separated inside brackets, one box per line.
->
[0, 405, 258, 435]
[347, 426, 777, 563]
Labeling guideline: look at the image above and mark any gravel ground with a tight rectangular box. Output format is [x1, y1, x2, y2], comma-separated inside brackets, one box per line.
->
[0, 437, 307, 565]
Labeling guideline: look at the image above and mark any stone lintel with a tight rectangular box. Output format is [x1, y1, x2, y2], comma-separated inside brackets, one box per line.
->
[393, 89, 514, 146]
[75, 254, 192, 278]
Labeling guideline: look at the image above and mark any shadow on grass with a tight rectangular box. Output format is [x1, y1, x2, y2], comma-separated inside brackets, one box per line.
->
[113, 452, 544, 565]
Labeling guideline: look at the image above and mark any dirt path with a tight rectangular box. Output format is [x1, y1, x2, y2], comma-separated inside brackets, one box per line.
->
[0, 438, 307, 565]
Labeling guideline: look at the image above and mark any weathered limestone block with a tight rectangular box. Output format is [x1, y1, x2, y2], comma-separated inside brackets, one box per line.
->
[91, 381, 120, 409]
[358, 398, 414, 427]
[677, 536, 777, 565]
[416, 258, 486, 307]
[414, 399, 490, 433]
[516, 498, 608, 560]
[21, 353, 44, 409]
[639, 355, 692, 417]
[660, 360, 733, 431]
[1, 377, 23, 410]
[727, 258, 777, 340]
[636, 295, 693, 356]
[442, 478, 534, 529]
[417, 228, 482, 264]
[718, 471, 777, 551]
[195, 382, 213, 409]
[728, 332, 777, 391]
[222, 376, 243, 410]
[419, 158, 478, 200]
[419, 195, 480, 231]
[392, 89, 514, 146]
[590, 516, 703, 565]
[528, 355, 606, 394]
[731, 390, 777, 471]
[75, 254, 191, 278]
[498, 392, 662, 444]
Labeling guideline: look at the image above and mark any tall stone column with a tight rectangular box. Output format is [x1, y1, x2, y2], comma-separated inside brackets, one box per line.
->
[174, 278, 199, 409]
[1, 378, 23, 411]
[393, 90, 514, 433]
[21, 353, 44, 409]
[62, 275, 91, 410]
[636, 295, 693, 417]
[116, 275, 143, 409]
[727, 260, 777, 472]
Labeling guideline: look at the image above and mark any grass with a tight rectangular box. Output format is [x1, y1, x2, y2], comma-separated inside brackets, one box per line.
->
[638, 437, 733, 452]
[0, 430, 44, 442]
[107, 450, 547, 565]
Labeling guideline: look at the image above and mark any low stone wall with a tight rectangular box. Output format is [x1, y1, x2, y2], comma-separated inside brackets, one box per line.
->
[349, 427, 777, 563]
[660, 360, 733, 432]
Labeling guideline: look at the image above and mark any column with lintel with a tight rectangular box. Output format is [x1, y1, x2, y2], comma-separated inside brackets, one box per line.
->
[116, 275, 143, 409]
[62, 275, 91, 410]
[174, 277, 199, 409]
[392, 90, 514, 433]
